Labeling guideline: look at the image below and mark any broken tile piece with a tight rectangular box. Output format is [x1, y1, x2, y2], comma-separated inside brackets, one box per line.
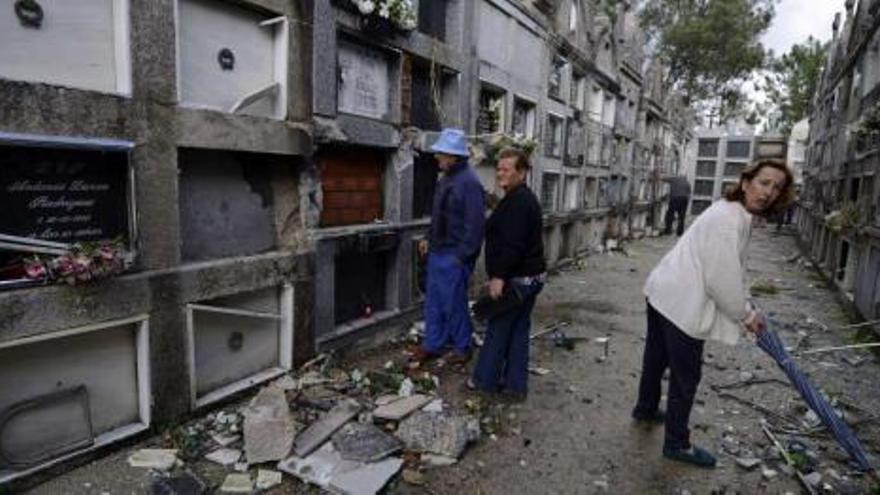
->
[127, 449, 179, 471]
[244, 386, 298, 464]
[279, 442, 361, 488]
[396, 411, 480, 459]
[255, 469, 283, 491]
[421, 453, 458, 468]
[205, 448, 241, 467]
[735, 457, 761, 470]
[294, 399, 362, 457]
[211, 433, 241, 448]
[219, 473, 253, 493]
[331, 422, 403, 462]
[372, 394, 432, 421]
[328, 457, 403, 495]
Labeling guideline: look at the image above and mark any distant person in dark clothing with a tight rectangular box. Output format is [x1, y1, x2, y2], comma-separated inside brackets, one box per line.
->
[468, 148, 545, 400]
[663, 176, 691, 236]
[413, 128, 485, 365]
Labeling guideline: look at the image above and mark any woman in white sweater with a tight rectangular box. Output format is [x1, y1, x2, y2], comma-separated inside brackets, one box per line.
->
[632, 159, 795, 467]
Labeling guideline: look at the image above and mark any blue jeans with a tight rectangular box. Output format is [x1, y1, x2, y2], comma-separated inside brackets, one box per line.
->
[423, 252, 474, 355]
[471, 281, 543, 394]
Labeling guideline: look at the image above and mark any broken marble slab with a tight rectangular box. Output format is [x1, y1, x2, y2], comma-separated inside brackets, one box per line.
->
[127, 449, 179, 471]
[205, 448, 241, 467]
[278, 442, 402, 495]
[243, 386, 298, 464]
[255, 469, 283, 491]
[219, 473, 253, 493]
[395, 411, 480, 459]
[331, 422, 403, 462]
[372, 394, 432, 421]
[293, 398, 362, 457]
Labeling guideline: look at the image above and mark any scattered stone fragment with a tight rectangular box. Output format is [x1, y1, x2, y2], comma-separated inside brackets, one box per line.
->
[373, 394, 432, 421]
[375, 395, 400, 406]
[127, 449, 179, 471]
[421, 453, 458, 468]
[211, 433, 241, 448]
[841, 354, 867, 367]
[219, 473, 253, 493]
[593, 479, 609, 491]
[396, 411, 480, 459]
[279, 442, 402, 494]
[422, 399, 444, 413]
[255, 469, 283, 491]
[762, 468, 778, 480]
[735, 457, 761, 470]
[329, 457, 403, 495]
[398, 378, 415, 397]
[205, 448, 241, 467]
[294, 399, 362, 457]
[331, 422, 403, 462]
[802, 472, 822, 487]
[243, 386, 298, 464]
[272, 374, 299, 391]
[528, 367, 551, 376]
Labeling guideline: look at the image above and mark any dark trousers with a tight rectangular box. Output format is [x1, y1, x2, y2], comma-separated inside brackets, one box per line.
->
[471, 282, 542, 394]
[664, 196, 689, 236]
[634, 302, 704, 450]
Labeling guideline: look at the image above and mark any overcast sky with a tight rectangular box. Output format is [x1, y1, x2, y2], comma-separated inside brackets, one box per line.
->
[761, 0, 838, 56]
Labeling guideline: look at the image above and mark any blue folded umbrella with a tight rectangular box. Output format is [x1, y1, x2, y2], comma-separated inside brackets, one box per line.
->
[756, 325, 872, 472]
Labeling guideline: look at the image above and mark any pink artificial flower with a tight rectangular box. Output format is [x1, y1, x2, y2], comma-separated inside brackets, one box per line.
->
[98, 245, 116, 262]
[24, 262, 47, 279]
[53, 254, 75, 276]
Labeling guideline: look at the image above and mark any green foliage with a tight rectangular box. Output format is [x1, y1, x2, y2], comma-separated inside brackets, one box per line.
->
[640, 0, 776, 117]
[824, 202, 861, 233]
[761, 37, 829, 135]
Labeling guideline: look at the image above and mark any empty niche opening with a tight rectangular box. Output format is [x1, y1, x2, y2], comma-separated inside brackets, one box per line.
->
[333, 232, 399, 325]
[0, 316, 149, 482]
[187, 285, 293, 408]
[179, 148, 289, 262]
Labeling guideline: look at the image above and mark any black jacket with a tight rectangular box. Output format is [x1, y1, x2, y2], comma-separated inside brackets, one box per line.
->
[485, 184, 545, 279]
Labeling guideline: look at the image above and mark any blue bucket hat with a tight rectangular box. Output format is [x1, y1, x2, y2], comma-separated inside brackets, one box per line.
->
[429, 128, 469, 157]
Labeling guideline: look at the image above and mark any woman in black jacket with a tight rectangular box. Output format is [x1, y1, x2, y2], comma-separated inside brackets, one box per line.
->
[469, 148, 546, 399]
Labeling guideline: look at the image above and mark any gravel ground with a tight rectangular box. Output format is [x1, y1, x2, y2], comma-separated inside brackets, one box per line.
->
[19, 225, 880, 495]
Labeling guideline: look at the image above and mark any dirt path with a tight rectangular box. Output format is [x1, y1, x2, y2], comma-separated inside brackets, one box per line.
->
[23, 226, 880, 495]
[418, 226, 880, 495]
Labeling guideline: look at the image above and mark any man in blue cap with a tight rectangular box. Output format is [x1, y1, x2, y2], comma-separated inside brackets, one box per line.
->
[414, 128, 486, 364]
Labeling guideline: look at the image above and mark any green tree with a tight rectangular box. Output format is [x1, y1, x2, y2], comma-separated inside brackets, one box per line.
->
[640, 0, 776, 121]
[760, 36, 829, 135]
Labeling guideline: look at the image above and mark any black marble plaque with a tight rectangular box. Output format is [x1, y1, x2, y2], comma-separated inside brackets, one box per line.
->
[0, 144, 130, 244]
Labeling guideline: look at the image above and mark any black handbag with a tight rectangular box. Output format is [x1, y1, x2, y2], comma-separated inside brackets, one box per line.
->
[472, 284, 524, 321]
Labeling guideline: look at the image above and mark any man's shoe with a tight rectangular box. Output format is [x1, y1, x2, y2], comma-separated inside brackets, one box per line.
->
[662, 445, 717, 468]
[632, 409, 666, 424]
[409, 347, 439, 363]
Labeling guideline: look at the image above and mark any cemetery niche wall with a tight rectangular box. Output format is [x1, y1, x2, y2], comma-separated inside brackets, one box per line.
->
[0, 133, 134, 289]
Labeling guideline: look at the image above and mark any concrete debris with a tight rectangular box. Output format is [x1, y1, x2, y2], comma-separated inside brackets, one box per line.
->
[219, 473, 253, 493]
[761, 468, 778, 480]
[204, 448, 241, 467]
[331, 422, 403, 462]
[211, 433, 241, 448]
[271, 374, 299, 391]
[594, 337, 610, 358]
[802, 472, 822, 488]
[398, 377, 415, 397]
[294, 398, 362, 457]
[254, 469, 283, 491]
[528, 366, 552, 376]
[421, 453, 458, 468]
[735, 457, 761, 470]
[422, 399, 444, 413]
[243, 386, 298, 464]
[841, 354, 867, 367]
[395, 411, 480, 459]
[127, 449, 179, 471]
[593, 478, 610, 491]
[278, 442, 402, 495]
[373, 394, 433, 421]
[375, 394, 400, 406]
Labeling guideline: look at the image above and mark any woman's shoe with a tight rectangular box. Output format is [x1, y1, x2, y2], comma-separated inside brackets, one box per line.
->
[662, 445, 717, 468]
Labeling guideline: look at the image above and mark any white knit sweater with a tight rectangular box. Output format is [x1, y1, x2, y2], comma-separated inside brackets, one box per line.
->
[643, 199, 753, 345]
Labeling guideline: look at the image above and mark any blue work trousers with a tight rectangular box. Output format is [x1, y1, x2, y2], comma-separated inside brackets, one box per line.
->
[423, 252, 474, 355]
[471, 281, 543, 394]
